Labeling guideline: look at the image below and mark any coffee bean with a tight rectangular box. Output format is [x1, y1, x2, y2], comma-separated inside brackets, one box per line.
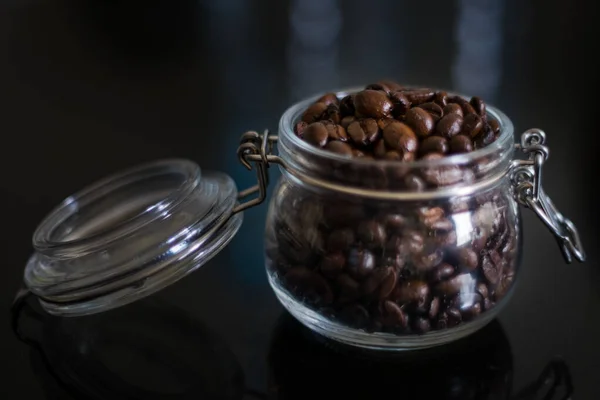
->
[461, 301, 482, 321]
[443, 103, 463, 117]
[325, 140, 353, 156]
[419, 102, 444, 121]
[373, 139, 387, 158]
[354, 90, 394, 119]
[302, 102, 328, 123]
[294, 121, 308, 137]
[366, 80, 404, 93]
[339, 304, 370, 328]
[462, 113, 483, 138]
[419, 136, 449, 156]
[481, 252, 502, 285]
[392, 280, 430, 312]
[413, 317, 431, 333]
[387, 230, 424, 254]
[420, 153, 463, 186]
[406, 107, 435, 138]
[303, 122, 329, 147]
[430, 263, 456, 282]
[449, 135, 474, 154]
[363, 266, 397, 299]
[436, 113, 464, 139]
[474, 125, 496, 149]
[339, 94, 355, 116]
[323, 103, 341, 124]
[476, 282, 489, 299]
[340, 115, 356, 129]
[357, 220, 387, 249]
[316, 92, 339, 106]
[417, 206, 445, 226]
[457, 247, 479, 272]
[435, 273, 472, 296]
[470, 96, 486, 119]
[489, 118, 501, 135]
[449, 96, 476, 115]
[347, 118, 380, 146]
[383, 121, 418, 153]
[320, 252, 346, 276]
[384, 150, 415, 162]
[399, 88, 435, 104]
[381, 213, 406, 230]
[434, 91, 448, 107]
[381, 254, 405, 272]
[429, 296, 441, 319]
[382, 300, 408, 329]
[412, 249, 444, 272]
[322, 121, 348, 142]
[446, 308, 462, 327]
[389, 91, 411, 118]
[404, 174, 426, 191]
[326, 229, 356, 252]
[377, 118, 395, 130]
[347, 248, 376, 279]
[285, 267, 333, 305]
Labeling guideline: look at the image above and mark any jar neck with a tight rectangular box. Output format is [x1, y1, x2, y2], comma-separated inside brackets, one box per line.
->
[277, 88, 515, 199]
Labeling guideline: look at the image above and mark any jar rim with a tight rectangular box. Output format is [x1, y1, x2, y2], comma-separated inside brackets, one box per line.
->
[278, 86, 514, 168]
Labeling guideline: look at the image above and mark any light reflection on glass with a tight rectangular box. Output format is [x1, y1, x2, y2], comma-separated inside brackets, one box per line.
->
[452, 0, 505, 101]
[452, 211, 474, 247]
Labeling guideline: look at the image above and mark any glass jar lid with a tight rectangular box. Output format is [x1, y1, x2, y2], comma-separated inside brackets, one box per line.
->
[24, 159, 243, 316]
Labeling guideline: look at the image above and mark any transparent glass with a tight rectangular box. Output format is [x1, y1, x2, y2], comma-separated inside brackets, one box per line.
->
[264, 89, 521, 350]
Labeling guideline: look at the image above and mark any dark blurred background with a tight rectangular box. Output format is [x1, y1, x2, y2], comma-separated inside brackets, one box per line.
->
[1, 0, 599, 398]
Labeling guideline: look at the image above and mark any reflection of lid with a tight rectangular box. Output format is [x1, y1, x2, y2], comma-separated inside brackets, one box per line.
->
[24, 159, 242, 316]
[31, 298, 245, 400]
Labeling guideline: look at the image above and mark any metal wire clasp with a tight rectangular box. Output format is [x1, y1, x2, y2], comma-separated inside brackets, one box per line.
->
[232, 130, 282, 214]
[510, 129, 585, 263]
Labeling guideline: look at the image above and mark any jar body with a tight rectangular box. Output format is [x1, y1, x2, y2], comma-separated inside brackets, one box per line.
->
[264, 171, 521, 350]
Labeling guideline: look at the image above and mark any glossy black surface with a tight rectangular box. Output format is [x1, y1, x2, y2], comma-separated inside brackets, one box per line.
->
[1, 0, 599, 398]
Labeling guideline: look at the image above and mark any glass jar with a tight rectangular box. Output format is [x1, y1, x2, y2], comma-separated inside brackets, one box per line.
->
[14, 87, 585, 352]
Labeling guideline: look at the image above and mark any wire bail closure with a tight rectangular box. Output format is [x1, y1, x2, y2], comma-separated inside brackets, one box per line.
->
[510, 129, 586, 263]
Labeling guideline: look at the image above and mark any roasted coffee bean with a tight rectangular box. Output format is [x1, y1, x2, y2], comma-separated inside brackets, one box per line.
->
[386, 150, 415, 162]
[443, 103, 463, 117]
[383, 150, 401, 161]
[387, 230, 425, 254]
[320, 252, 346, 276]
[434, 91, 448, 107]
[303, 122, 329, 147]
[412, 249, 444, 272]
[325, 140, 353, 156]
[435, 273, 473, 296]
[481, 251, 502, 285]
[383, 122, 418, 153]
[340, 115, 356, 129]
[446, 308, 463, 327]
[285, 267, 333, 305]
[389, 91, 411, 118]
[476, 282, 489, 299]
[406, 107, 435, 138]
[326, 229, 355, 252]
[382, 300, 408, 329]
[377, 118, 395, 130]
[430, 263, 456, 282]
[470, 96, 486, 119]
[399, 88, 435, 104]
[357, 220, 387, 248]
[363, 266, 397, 299]
[413, 317, 431, 333]
[457, 247, 479, 272]
[475, 125, 496, 149]
[420, 153, 463, 186]
[347, 248, 376, 279]
[381, 213, 406, 230]
[404, 174, 426, 191]
[381, 254, 405, 272]
[302, 102, 328, 123]
[489, 118, 501, 136]
[323, 104, 341, 124]
[339, 94, 355, 116]
[417, 206, 445, 226]
[366, 80, 404, 93]
[347, 118, 380, 146]
[316, 92, 339, 106]
[339, 304, 370, 328]
[322, 121, 348, 142]
[373, 139, 387, 158]
[449, 135, 474, 154]
[449, 96, 476, 115]
[436, 113, 464, 139]
[354, 89, 394, 119]
[392, 280, 430, 312]
[335, 273, 361, 300]
[429, 296, 441, 319]
[462, 113, 483, 138]
[461, 301, 482, 321]
[419, 102, 444, 121]
[294, 121, 308, 138]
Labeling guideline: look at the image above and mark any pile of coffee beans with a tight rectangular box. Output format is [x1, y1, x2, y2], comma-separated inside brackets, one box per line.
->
[266, 186, 518, 335]
[294, 81, 501, 160]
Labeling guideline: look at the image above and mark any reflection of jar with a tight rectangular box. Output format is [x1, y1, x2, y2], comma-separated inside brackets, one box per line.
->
[15, 86, 584, 352]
